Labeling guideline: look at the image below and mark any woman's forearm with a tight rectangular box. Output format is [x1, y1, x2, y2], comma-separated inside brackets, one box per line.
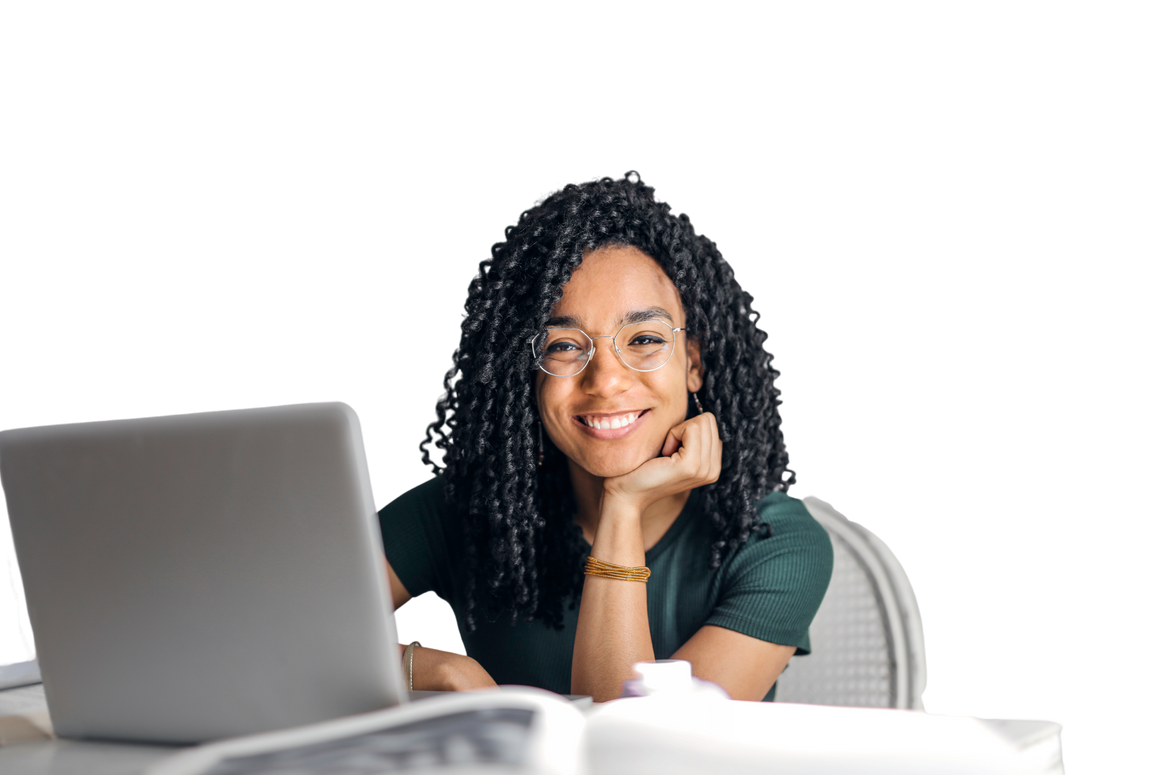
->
[397, 641, 455, 692]
[570, 497, 655, 701]
[400, 644, 497, 692]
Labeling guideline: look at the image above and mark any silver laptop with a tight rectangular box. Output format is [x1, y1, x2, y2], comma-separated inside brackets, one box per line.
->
[0, 403, 407, 744]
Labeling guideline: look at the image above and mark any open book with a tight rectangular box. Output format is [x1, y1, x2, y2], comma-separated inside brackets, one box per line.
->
[13, 679, 1063, 774]
[144, 687, 585, 775]
[141, 672, 1065, 775]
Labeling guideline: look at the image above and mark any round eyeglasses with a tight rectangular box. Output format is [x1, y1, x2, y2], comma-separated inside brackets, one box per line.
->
[529, 318, 687, 377]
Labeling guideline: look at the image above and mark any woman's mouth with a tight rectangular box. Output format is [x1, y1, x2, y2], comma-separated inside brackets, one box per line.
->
[573, 409, 649, 439]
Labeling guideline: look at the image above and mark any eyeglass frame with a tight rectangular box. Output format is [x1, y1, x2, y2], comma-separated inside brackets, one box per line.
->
[528, 318, 689, 377]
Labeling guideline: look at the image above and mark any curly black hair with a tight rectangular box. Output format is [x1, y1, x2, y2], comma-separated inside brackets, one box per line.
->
[420, 172, 793, 630]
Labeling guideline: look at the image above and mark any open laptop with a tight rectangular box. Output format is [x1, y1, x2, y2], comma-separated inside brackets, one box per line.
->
[0, 403, 408, 744]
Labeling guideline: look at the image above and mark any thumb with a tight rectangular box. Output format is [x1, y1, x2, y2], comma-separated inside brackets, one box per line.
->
[660, 426, 683, 457]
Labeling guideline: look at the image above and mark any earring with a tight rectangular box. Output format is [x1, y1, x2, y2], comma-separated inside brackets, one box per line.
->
[538, 421, 544, 466]
[692, 392, 704, 414]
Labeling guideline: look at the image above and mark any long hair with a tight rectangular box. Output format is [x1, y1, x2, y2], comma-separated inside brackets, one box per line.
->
[420, 172, 793, 630]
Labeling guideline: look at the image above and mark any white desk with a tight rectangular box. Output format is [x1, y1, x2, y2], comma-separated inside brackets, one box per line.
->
[1, 683, 1064, 774]
[0, 685, 175, 774]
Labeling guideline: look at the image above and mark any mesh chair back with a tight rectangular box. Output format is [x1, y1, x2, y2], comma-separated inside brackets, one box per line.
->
[774, 497, 926, 709]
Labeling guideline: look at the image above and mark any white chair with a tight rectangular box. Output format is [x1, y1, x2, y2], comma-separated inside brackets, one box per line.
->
[776, 497, 1064, 775]
[774, 497, 927, 709]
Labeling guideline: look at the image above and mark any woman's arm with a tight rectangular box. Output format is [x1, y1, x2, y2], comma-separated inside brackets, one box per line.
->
[570, 495, 654, 701]
[397, 642, 497, 691]
[570, 413, 721, 701]
[386, 558, 496, 691]
[672, 626, 796, 701]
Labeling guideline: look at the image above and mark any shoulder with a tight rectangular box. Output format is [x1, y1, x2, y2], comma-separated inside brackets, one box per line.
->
[756, 491, 831, 544]
[721, 490, 834, 588]
[378, 475, 447, 520]
[756, 490, 809, 520]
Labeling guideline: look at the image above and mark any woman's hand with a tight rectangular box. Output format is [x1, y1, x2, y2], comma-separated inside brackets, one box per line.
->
[602, 412, 722, 513]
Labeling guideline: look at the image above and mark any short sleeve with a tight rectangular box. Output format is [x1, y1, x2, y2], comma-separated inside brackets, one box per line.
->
[704, 492, 834, 654]
[377, 476, 456, 602]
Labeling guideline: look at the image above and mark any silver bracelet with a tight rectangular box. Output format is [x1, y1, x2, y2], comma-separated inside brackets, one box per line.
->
[403, 641, 421, 691]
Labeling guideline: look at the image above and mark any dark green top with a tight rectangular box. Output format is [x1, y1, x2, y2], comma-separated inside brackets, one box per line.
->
[378, 477, 833, 701]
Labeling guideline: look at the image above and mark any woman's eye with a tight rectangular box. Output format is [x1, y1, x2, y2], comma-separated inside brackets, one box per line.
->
[545, 341, 582, 354]
[628, 335, 665, 347]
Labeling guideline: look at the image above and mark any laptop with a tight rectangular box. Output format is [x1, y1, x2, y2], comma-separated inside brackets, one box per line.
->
[0, 403, 408, 744]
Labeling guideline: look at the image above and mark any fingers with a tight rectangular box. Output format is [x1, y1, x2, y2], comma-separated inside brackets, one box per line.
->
[664, 413, 721, 486]
[700, 413, 721, 484]
[699, 413, 721, 484]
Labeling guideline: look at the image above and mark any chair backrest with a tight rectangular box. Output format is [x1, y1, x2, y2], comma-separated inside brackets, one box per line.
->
[774, 497, 927, 709]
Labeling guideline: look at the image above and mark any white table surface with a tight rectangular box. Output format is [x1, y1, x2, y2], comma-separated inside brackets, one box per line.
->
[1, 682, 1064, 775]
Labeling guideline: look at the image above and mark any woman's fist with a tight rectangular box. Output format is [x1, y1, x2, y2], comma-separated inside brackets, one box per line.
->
[602, 412, 722, 512]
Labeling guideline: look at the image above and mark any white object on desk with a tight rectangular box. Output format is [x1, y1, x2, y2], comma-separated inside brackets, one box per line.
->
[624, 659, 729, 700]
[1, 683, 1063, 775]
[634, 659, 693, 694]
[144, 687, 585, 775]
[0, 660, 40, 691]
[586, 697, 1063, 775]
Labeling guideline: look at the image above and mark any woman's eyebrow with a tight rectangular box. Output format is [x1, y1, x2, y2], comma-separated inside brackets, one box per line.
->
[545, 308, 675, 330]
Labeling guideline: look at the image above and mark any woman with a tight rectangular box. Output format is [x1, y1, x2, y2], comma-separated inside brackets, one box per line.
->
[379, 173, 832, 702]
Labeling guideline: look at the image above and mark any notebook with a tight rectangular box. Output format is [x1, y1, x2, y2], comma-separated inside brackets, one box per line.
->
[0, 403, 408, 743]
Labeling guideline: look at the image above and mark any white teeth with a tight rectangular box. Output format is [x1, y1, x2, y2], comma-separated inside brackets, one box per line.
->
[583, 412, 640, 429]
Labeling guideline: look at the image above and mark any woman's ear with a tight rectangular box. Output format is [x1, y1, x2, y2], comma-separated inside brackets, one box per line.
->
[685, 337, 704, 393]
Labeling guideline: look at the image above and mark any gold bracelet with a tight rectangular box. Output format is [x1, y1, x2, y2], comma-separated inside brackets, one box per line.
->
[584, 556, 651, 583]
[403, 641, 421, 691]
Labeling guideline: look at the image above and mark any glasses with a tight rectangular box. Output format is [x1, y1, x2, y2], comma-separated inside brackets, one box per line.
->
[529, 318, 687, 377]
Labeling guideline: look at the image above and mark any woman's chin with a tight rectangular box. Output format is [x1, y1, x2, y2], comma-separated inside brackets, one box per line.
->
[573, 450, 658, 480]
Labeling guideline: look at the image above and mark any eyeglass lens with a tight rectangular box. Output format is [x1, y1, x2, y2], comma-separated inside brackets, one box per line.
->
[533, 319, 676, 376]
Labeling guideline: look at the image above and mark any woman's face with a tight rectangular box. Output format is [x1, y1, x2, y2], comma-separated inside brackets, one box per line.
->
[535, 245, 702, 479]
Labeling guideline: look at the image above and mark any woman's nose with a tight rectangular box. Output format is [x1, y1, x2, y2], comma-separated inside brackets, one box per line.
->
[581, 336, 627, 376]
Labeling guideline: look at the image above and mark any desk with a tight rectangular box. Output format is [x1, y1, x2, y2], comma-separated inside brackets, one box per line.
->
[1, 683, 1063, 775]
[0, 685, 536, 772]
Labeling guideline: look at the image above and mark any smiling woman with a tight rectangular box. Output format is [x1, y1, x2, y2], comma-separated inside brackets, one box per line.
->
[535, 247, 698, 481]
[377, 173, 833, 702]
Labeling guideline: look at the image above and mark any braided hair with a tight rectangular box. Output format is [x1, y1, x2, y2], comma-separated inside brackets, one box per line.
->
[420, 172, 793, 630]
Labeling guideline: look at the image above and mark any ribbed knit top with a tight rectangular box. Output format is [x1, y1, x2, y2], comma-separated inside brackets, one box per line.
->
[379, 477, 833, 701]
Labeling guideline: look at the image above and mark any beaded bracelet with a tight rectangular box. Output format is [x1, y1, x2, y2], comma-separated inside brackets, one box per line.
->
[584, 556, 651, 583]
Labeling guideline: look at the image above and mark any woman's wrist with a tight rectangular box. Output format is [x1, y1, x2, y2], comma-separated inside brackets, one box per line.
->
[406, 641, 464, 692]
[598, 489, 646, 524]
[410, 646, 497, 692]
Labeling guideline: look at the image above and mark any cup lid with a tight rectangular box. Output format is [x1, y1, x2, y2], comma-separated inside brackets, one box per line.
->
[633, 659, 693, 694]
